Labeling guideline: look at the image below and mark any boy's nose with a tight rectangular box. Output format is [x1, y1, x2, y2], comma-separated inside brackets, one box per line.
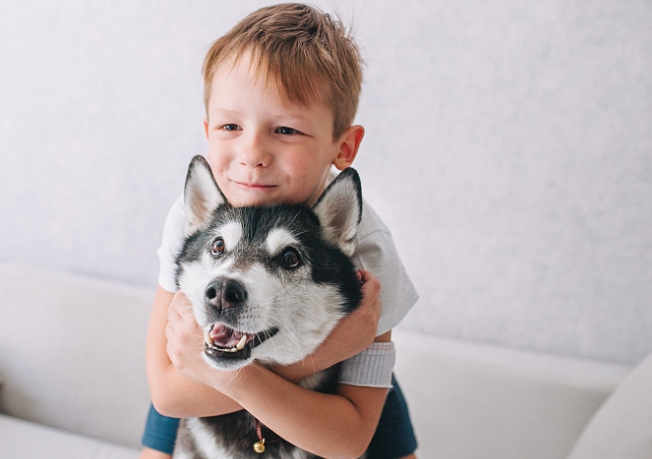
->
[238, 133, 272, 168]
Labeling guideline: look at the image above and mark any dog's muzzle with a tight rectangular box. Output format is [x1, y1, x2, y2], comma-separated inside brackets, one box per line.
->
[201, 277, 278, 364]
[204, 323, 278, 361]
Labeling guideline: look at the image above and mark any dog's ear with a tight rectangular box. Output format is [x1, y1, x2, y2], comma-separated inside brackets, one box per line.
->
[313, 168, 363, 257]
[184, 155, 227, 235]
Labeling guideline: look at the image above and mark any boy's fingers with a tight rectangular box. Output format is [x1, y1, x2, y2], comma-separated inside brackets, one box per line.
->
[358, 270, 380, 299]
[169, 291, 193, 320]
[357, 269, 379, 286]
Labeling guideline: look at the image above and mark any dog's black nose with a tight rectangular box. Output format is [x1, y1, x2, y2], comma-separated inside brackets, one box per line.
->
[205, 278, 247, 311]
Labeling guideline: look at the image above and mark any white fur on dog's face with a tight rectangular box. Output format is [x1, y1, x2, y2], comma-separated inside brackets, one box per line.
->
[177, 221, 344, 369]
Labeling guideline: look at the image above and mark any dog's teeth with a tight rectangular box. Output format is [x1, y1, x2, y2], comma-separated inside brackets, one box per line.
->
[204, 327, 214, 345]
[203, 327, 246, 353]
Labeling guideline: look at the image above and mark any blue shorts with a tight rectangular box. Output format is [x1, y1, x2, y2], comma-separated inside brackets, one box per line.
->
[142, 374, 417, 457]
[367, 375, 418, 458]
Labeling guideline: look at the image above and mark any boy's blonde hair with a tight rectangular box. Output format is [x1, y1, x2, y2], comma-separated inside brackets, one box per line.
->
[202, 3, 363, 139]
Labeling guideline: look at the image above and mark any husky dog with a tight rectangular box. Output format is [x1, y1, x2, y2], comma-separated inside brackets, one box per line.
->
[173, 156, 364, 458]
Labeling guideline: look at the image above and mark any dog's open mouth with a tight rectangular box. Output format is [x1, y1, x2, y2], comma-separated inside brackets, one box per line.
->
[204, 323, 278, 360]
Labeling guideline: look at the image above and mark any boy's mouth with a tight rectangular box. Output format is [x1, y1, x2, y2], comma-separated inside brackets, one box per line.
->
[233, 180, 276, 190]
[203, 323, 278, 360]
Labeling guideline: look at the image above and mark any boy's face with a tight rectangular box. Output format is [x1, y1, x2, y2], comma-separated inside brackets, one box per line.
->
[203, 52, 362, 207]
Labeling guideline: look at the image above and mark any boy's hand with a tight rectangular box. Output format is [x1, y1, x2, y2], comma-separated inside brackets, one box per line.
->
[166, 291, 254, 395]
[330, 268, 382, 353]
[165, 291, 216, 385]
[271, 268, 382, 382]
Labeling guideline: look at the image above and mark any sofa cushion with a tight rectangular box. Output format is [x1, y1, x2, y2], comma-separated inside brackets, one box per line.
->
[567, 351, 652, 459]
[0, 414, 139, 459]
[0, 264, 153, 448]
[392, 330, 630, 459]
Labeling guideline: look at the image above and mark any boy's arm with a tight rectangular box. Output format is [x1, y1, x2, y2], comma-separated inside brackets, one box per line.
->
[145, 286, 243, 416]
[216, 358, 388, 458]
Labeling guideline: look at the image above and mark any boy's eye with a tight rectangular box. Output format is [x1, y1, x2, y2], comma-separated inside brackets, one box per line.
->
[222, 124, 240, 131]
[276, 126, 299, 135]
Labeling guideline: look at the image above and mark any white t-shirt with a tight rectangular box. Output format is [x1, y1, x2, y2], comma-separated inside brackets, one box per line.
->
[157, 192, 418, 387]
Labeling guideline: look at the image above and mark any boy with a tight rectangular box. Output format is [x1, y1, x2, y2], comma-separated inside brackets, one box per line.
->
[143, 3, 418, 458]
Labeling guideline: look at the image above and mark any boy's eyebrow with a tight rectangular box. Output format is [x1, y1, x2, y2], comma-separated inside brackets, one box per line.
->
[208, 108, 241, 118]
[272, 112, 313, 124]
[208, 107, 315, 126]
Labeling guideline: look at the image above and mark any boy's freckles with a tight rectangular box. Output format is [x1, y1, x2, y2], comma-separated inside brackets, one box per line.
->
[203, 52, 346, 208]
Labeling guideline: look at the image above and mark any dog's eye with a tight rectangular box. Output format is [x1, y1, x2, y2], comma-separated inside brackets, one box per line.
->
[280, 248, 301, 268]
[211, 237, 225, 255]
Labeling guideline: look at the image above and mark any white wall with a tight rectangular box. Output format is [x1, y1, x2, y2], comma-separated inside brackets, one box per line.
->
[1, 0, 651, 365]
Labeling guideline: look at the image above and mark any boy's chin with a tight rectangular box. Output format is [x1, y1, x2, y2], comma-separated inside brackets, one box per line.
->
[222, 188, 280, 207]
[226, 188, 315, 208]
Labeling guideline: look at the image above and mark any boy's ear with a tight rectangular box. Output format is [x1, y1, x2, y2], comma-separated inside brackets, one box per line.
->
[203, 118, 209, 140]
[333, 125, 365, 170]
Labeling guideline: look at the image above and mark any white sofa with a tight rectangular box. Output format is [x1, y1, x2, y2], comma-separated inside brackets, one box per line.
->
[1, 264, 650, 459]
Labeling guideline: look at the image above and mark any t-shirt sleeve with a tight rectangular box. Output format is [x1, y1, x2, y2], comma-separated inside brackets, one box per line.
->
[156, 196, 186, 293]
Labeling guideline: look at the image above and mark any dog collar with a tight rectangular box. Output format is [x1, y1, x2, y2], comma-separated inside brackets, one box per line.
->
[253, 418, 280, 453]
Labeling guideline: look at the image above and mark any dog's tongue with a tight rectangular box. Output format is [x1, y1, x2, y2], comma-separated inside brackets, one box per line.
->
[209, 324, 247, 348]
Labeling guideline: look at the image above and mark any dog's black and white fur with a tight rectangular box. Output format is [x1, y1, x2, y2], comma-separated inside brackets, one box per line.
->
[173, 156, 364, 458]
